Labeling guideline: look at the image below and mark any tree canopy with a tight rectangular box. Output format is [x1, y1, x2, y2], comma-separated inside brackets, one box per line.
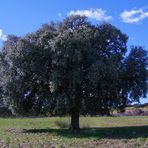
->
[0, 15, 147, 130]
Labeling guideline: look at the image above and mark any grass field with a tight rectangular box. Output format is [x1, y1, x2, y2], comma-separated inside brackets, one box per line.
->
[0, 116, 147, 148]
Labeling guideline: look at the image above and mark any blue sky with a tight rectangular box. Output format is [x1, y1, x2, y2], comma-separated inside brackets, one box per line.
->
[0, 0, 147, 103]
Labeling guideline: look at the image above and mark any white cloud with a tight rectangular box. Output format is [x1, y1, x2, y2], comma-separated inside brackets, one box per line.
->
[0, 29, 7, 41]
[130, 37, 134, 41]
[58, 13, 62, 17]
[68, 8, 112, 21]
[120, 8, 148, 24]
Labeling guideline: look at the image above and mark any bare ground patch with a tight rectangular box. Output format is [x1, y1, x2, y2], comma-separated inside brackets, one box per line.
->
[6, 128, 24, 134]
[88, 139, 148, 148]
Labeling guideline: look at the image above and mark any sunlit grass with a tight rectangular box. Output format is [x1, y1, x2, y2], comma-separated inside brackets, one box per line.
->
[0, 116, 147, 147]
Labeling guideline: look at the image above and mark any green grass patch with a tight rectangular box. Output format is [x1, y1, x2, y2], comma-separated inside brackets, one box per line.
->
[0, 116, 147, 147]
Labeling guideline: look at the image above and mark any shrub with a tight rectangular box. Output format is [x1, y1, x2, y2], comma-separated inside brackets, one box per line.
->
[80, 122, 90, 129]
[55, 118, 70, 128]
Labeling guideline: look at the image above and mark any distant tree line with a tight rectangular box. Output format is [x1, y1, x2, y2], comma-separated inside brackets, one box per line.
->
[0, 16, 147, 130]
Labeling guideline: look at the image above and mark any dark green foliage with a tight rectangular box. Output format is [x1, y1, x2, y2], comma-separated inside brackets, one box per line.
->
[117, 46, 148, 112]
[0, 25, 57, 115]
[125, 46, 148, 100]
[0, 107, 12, 117]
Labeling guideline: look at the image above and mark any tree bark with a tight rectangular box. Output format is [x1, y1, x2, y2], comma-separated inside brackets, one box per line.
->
[69, 108, 80, 131]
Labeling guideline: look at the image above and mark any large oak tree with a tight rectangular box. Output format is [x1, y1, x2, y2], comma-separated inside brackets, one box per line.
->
[0, 15, 147, 130]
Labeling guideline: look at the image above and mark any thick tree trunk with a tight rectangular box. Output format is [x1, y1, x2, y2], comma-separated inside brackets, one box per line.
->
[69, 108, 80, 131]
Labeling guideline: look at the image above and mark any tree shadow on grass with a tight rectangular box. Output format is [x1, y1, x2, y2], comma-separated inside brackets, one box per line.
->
[24, 125, 148, 139]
